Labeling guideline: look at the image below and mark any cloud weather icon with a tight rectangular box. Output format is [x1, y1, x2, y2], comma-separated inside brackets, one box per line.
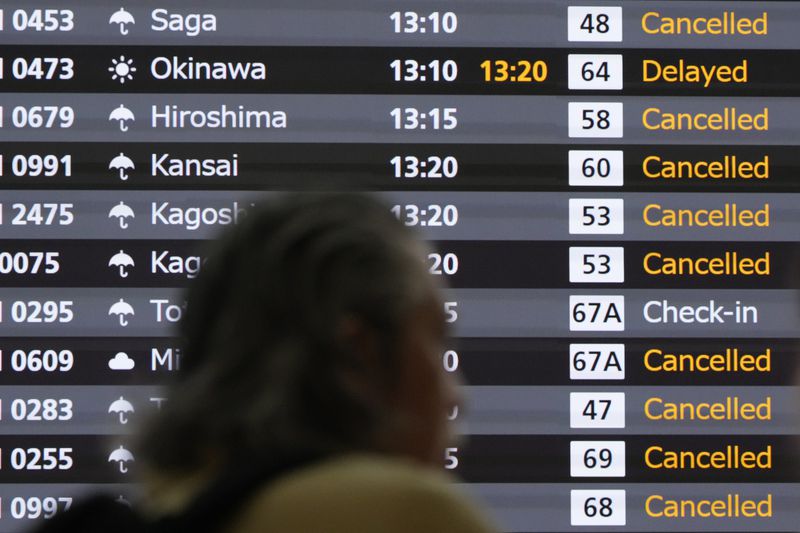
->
[109, 8, 136, 35]
[108, 446, 134, 473]
[109, 202, 135, 229]
[108, 352, 135, 371]
[109, 105, 135, 132]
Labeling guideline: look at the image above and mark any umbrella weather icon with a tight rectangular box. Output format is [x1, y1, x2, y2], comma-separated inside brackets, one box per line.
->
[109, 8, 136, 35]
[108, 397, 135, 424]
[109, 250, 135, 278]
[109, 299, 135, 326]
[109, 105, 135, 132]
[109, 202, 135, 229]
[109, 153, 135, 180]
[108, 446, 134, 473]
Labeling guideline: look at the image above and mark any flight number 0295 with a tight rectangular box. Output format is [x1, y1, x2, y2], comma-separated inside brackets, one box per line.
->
[1, 300, 74, 323]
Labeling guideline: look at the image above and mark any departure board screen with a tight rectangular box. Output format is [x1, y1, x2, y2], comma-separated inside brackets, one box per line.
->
[2, 1, 800, 531]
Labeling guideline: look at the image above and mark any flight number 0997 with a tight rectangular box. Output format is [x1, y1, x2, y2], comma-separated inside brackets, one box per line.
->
[9, 496, 73, 520]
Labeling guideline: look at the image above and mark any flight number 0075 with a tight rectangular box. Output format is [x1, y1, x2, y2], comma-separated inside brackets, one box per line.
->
[0, 252, 60, 274]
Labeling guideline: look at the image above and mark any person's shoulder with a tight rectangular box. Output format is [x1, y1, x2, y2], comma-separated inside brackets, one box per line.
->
[228, 454, 496, 533]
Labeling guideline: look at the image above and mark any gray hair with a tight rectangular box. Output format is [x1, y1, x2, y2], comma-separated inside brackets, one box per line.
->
[138, 193, 436, 472]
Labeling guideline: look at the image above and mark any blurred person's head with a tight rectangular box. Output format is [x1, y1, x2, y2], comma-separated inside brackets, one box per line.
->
[139, 193, 458, 475]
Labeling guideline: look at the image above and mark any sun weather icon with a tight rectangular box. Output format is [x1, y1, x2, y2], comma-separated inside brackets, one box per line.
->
[109, 56, 136, 84]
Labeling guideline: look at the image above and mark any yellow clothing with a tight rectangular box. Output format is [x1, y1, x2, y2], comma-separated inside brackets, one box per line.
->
[224, 454, 496, 533]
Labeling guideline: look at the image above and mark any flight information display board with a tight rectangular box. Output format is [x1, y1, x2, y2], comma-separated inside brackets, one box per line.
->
[1, 1, 799, 531]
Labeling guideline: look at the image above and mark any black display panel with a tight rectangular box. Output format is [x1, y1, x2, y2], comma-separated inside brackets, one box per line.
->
[1, 1, 799, 531]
